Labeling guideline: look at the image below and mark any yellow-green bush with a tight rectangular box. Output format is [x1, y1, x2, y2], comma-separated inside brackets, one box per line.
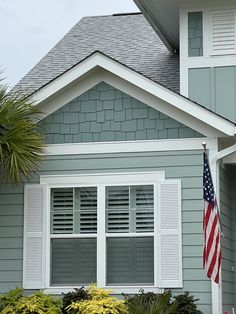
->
[67, 285, 128, 314]
[0, 289, 61, 314]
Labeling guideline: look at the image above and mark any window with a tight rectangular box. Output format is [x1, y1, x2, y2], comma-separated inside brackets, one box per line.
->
[106, 185, 154, 286]
[23, 172, 182, 293]
[50, 187, 97, 285]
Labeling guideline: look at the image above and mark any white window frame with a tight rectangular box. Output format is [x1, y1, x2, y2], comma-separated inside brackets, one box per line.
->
[41, 171, 166, 294]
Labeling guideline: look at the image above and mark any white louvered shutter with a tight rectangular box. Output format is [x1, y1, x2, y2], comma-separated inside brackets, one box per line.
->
[210, 10, 236, 55]
[157, 180, 182, 288]
[23, 184, 46, 289]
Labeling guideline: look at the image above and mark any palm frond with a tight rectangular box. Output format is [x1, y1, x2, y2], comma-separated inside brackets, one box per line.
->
[0, 83, 44, 183]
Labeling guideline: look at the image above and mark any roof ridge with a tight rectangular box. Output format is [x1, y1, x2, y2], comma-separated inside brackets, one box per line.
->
[112, 12, 141, 16]
[80, 12, 141, 19]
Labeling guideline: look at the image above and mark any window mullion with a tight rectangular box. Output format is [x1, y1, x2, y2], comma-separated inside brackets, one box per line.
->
[97, 185, 106, 287]
[129, 186, 136, 233]
[74, 188, 80, 234]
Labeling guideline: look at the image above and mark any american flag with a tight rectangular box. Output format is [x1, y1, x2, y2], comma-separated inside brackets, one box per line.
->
[203, 150, 221, 284]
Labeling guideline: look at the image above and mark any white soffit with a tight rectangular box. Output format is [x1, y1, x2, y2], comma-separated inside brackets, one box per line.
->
[133, 0, 180, 52]
[32, 52, 236, 137]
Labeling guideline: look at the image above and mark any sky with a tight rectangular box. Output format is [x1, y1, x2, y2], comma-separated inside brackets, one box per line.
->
[0, 0, 138, 87]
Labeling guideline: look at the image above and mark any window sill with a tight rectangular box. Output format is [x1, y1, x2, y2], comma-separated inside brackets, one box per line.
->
[44, 286, 163, 295]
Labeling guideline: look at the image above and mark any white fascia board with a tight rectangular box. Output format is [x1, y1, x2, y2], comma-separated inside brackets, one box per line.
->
[32, 52, 235, 137]
[38, 70, 103, 118]
[96, 55, 235, 136]
[43, 138, 217, 156]
[31, 55, 101, 104]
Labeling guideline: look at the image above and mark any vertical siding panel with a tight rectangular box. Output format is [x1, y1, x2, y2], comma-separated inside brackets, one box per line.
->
[220, 165, 235, 313]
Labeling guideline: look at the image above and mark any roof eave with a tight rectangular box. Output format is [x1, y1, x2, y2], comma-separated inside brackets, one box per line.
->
[133, 0, 179, 53]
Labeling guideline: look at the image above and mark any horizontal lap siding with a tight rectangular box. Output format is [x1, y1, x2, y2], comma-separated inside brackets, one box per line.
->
[0, 150, 210, 312]
[0, 183, 24, 292]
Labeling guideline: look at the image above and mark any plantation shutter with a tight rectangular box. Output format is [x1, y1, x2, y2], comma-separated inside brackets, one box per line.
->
[51, 188, 74, 234]
[157, 180, 182, 288]
[107, 237, 154, 285]
[106, 186, 130, 232]
[51, 187, 97, 234]
[134, 185, 154, 232]
[23, 184, 46, 289]
[51, 238, 97, 285]
[75, 187, 97, 234]
[106, 185, 154, 233]
[210, 10, 236, 55]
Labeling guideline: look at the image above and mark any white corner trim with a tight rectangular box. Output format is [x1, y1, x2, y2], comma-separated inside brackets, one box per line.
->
[42, 138, 218, 156]
[179, 6, 189, 97]
[32, 52, 235, 137]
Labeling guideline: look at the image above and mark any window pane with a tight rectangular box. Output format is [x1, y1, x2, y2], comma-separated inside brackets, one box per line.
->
[107, 237, 154, 285]
[135, 185, 154, 232]
[51, 187, 97, 234]
[51, 238, 96, 285]
[75, 187, 97, 234]
[106, 185, 154, 233]
[51, 188, 74, 234]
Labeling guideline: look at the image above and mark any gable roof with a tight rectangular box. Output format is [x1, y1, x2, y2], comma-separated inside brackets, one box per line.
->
[15, 13, 179, 95]
[33, 51, 236, 138]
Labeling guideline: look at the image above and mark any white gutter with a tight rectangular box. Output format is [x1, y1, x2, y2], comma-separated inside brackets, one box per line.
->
[210, 143, 236, 168]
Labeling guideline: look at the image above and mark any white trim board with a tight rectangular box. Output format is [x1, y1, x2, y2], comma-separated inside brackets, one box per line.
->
[40, 171, 165, 185]
[32, 52, 236, 137]
[43, 138, 217, 156]
[44, 287, 163, 295]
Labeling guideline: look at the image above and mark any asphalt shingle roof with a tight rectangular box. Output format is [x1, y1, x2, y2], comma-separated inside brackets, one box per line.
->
[15, 13, 180, 94]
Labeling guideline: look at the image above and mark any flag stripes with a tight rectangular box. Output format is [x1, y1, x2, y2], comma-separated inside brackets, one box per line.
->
[203, 150, 221, 284]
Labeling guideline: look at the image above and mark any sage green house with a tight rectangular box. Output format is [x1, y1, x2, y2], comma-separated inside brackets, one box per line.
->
[2, 1, 236, 313]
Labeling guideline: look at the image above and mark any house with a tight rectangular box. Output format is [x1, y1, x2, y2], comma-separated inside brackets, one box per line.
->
[1, 0, 236, 313]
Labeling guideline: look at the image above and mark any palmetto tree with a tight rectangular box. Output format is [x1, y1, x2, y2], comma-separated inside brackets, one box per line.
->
[0, 83, 44, 183]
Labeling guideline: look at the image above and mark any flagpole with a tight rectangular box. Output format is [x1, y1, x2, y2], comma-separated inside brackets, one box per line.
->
[202, 142, 222, 314]
[202, 142, 224, 236]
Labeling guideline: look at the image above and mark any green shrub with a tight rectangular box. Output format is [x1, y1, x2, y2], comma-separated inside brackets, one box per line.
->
[66, 284, 128, 314]
[61, 287, 89, 314]
[0, 288, 61, 314]
[173, 292, 202, 314]
[124, 290, 202, 314]
[0, 288, 24, 312]
[124, 290, 174, 314]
